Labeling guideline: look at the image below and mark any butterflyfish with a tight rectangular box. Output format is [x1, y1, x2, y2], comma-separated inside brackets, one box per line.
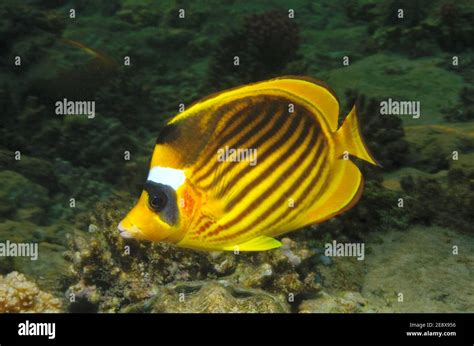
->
[118, 76, 378, 251]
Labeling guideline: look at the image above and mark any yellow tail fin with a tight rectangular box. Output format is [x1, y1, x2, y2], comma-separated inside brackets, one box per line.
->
[336, 105, 378, 166]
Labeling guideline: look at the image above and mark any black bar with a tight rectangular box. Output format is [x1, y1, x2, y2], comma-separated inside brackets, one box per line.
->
[0, 313, 472, 345]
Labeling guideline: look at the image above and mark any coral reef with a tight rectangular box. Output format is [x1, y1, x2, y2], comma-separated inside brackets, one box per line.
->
[0, 271, 63, 312]
[63, 199, 323, 313]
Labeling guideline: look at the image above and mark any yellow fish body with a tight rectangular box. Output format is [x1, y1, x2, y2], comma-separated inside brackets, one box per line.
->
[118, 76, 378, 251]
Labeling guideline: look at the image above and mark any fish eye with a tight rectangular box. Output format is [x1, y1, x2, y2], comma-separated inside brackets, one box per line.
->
[144, 181, 178, 225]
[148, 190, 168, 212]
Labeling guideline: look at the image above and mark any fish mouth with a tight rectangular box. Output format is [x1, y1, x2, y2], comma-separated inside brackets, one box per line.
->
[117, 221, 134, 239]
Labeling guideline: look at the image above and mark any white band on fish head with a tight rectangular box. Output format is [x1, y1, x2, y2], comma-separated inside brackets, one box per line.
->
[147, 166, 186, 190]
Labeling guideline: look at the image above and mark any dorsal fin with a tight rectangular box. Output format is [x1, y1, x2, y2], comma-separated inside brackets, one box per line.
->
[170, 76, 340, 133]
[151, 76, 341, 169]
[267, 76, 340, 132]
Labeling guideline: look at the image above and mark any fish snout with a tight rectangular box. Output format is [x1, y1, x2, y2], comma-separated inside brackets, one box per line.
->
[117, 221, 134, 239]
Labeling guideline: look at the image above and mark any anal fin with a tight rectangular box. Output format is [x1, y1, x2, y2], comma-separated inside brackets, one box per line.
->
[223, 235, 282, 252]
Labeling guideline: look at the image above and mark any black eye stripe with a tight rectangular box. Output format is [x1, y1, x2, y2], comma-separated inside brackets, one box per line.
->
[144, 181, 179, 226]
[149, 190, 167, 212]
[144, 180, 164, 195]
[145, 181, 169, 212]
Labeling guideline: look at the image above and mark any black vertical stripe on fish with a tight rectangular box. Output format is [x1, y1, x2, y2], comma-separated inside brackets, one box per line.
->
[215, 149, 326, 244]
[222, 113, 311, 213]
[197, 100, 282, 188]
[196, 95, 285, 180]
[202, 117, 312, 241]
[199, 116, 310, 240]
[192, 99, 270, 184]
[265, 145, 332, 234]
[215, 103, 304, 198]
[254, 142, 329, 237]
[256, 136, 327, 232]
[191, 99, 253, 176]
[298, 161, 333, 217]
[208, 118, 319, 242]
[209, 106, 294, 196]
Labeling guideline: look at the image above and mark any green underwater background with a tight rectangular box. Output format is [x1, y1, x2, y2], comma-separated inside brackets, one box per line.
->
[0, 0, 473, 312]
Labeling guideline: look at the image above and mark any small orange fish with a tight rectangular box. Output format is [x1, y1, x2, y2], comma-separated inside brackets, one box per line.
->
[60, 38, 117, 66]
[118, 76, 378, 251]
